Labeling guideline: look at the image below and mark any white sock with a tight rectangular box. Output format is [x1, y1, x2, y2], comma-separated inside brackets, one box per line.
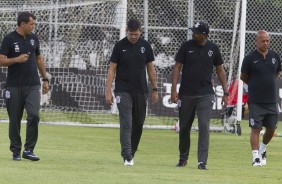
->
[259, 143, 267, 153]
[252, 150, 259, 161]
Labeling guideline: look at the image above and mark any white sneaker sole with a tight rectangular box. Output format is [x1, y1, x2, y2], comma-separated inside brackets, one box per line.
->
[261, 159, 266, 166]
[124, 160, 134, 166]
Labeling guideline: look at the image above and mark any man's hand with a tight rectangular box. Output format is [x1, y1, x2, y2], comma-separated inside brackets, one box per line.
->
[105, 91, 113, 105]
[151, 91, 159, 104]
[170, 90, 178, 103]
[221, 95, 228, 108]
[17, 53, 29, 63]
[42, 81, 49, 94]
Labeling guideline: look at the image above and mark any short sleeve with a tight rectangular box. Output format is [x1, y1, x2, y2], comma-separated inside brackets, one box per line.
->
[35, 36, 41, 56]
[146, 43, 155, 63]
[175, 42, 186, 64]
[0, 36, 11, 56]
[213, 46, 223, 66]
[241, 55, 250, 75]
[276, 53, 282, 73]
[110, 42, 119, 63]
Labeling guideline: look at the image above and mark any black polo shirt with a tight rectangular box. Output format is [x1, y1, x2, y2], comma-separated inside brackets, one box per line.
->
[241, 49, 281, 103]
[175, 39, 223, 96]
[110, 37, 155, 94]
[0, 31, 41, 87]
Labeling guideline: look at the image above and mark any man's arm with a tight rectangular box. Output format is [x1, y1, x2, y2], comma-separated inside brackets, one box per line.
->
[0, 54, 29, 66]
[170, 62, 182, 103]
[147, 62, 158, 104]
[147, 62, 157, 89]
[215, 65, 228, 107]
[36, 55, 49, 94]
[36, 55, 47, 79]
[105, 62, 117, 105]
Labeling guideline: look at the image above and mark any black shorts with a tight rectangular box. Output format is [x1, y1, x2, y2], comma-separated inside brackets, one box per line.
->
[248, 103, 278, 129]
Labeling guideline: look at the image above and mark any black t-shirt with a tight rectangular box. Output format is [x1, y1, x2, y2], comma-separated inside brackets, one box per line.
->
[110, 37, 155, 94]
[241, 49, 281, 103]
[0, 31, 41, 87]
[175, 40, 223, 96]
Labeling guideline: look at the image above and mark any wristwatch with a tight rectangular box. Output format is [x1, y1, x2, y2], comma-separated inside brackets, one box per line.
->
[224, 92, 229, 96]
[42, 78, 49, 82]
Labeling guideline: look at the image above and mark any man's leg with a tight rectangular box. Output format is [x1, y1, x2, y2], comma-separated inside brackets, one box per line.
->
[24, 85, 41, 151]
[248, 103, 263, 166]
[131, 94, 146, 158]
[177, 95, 196, 166]
[259, 104, 278, 165]
[116, 92, 133, 161]
[5, 87, 24, 158]
[196, 94, 213, 168]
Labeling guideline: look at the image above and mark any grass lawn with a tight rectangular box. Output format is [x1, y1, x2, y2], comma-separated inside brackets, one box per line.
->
[0, 122, 282, 184]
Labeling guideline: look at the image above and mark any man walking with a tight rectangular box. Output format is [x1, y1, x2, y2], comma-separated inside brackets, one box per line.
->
[0, 12, 49, 161]
[106, 19, 158, 166]
[171, 21, 228, 170]
[241, 30, 281, 166]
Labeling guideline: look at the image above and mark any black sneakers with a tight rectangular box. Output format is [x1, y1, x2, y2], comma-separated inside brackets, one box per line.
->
[12, 153, 21, 161]
[22, 150, 40, 161]
[198, 162, 208, 170]
[176, 160, 187, 167]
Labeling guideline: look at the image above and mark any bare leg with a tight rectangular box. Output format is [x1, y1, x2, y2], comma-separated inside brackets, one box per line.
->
[250, 128, 260, 150]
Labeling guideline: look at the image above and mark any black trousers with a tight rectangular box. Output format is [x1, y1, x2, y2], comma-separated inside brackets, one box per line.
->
[115, 92, 147, 160]
[178, 94, 214, 164]
[5, 85, 41, 154]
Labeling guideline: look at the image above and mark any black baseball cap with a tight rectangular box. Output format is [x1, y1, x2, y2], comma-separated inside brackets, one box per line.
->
[189, 21, 209, 35]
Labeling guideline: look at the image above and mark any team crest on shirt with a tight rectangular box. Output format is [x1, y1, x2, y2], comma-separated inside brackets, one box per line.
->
[208, 50, 213, 57]
[30, 39, 35, 46]
[140, 47, 145, 53]
[272, 58, 276, 64]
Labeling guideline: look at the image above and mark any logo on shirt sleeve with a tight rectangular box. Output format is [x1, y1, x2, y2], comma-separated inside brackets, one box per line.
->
[208, 50, 213, 57]
[141, 47, 145, 53]
[30, 39, 35, 46]
[272, 58, 276, 64]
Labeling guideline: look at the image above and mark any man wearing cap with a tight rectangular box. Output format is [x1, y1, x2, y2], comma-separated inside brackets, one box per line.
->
[171, 21, 228, 169]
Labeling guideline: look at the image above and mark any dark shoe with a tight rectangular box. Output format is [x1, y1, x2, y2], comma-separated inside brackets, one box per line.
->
[12, 153, 21, 161]
[22, 150, 40, 161]
[176, 160, 187, 167]
[198, 162, 208, 170]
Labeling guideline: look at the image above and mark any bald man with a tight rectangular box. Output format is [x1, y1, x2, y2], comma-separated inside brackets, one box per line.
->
[241, 30, 281, 166]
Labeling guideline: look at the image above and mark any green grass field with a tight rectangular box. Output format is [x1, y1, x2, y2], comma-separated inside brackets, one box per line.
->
[0, 122, 282, 184]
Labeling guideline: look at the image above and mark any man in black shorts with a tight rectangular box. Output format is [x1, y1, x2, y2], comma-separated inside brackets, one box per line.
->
[0, 12, 49, 161]
[171, 22, 228, 169]
[241, 30, 281, 166]
[105, 19, 158, 166]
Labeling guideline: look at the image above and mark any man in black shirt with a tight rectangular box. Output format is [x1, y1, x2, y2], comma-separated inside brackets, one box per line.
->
[241, 30, 281, 166]
[0, 12, 49, 161]
[171, 22, 228, 169]
[105, 19, 158, 166]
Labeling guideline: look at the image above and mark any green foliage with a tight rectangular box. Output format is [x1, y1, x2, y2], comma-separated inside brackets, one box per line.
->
[0, 122, 282, 184]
